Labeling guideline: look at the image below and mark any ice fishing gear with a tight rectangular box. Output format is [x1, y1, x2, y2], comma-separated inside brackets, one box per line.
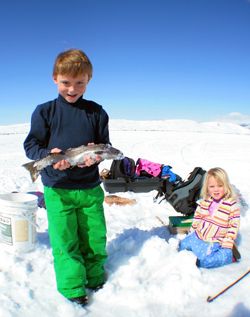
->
[207, 269, 250, 303]
[155, 167, 206, 215]
[102, 157, 164, 193]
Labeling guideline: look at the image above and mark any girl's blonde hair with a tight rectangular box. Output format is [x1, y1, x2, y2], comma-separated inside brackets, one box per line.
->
[201, 167, 236, 200]
[53, 49, 93, 80]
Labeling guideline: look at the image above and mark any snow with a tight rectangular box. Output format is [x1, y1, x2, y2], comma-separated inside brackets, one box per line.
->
[0, 119, 250, 317]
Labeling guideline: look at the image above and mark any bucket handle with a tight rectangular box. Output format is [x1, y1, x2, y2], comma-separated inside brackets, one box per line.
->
[20, 211, 40, 229]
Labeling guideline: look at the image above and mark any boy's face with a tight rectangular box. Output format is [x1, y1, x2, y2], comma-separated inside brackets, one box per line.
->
[53, 73, 89, 103]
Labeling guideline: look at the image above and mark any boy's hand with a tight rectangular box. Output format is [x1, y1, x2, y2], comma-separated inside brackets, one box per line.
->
[51, 148, 71, 170]
[77, 142, 102, 168]
[77, 154, 102, 168]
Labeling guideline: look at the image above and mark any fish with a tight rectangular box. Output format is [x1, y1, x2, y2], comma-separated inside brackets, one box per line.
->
[23, 143, 124, 182]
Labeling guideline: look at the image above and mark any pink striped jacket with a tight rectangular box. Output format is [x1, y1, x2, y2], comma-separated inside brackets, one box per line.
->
[191, 197, 240, 249]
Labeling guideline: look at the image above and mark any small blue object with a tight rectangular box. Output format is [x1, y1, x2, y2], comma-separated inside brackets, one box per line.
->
[161, 165, 177, 182]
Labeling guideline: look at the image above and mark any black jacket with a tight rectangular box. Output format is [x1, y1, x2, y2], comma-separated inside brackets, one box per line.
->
[23, 95, 110, 189]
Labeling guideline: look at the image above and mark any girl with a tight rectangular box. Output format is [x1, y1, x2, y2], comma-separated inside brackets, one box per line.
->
[179, 167, 240, 268]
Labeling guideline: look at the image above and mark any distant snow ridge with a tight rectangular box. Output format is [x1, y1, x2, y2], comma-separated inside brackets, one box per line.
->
[0, 120, 250, 135]
[0, 124, 30, 135]
[109, 119, 250, 134]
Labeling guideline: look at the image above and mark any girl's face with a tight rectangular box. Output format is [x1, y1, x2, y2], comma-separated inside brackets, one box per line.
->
[207, 176, 225, 201]
[53, 73, 89, 103]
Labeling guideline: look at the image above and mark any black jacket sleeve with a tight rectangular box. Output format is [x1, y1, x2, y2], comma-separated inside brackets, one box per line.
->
[23, 104, 52, 160]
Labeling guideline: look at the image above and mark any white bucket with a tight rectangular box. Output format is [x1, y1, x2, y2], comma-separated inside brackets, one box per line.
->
[0, 193, 38, 253]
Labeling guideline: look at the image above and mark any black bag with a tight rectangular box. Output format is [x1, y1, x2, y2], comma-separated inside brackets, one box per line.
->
[102, 156, 163, 193]
[109, 157, 136, 179]
[156, 167, 206, 215]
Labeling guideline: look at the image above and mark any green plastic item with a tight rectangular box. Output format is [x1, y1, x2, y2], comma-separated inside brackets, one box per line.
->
[168, 215, 193, 234]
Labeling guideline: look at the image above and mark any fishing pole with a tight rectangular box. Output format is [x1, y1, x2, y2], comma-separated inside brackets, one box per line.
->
[207, 269, 250, 303]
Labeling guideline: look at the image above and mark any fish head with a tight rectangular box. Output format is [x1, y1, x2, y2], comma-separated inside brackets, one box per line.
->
[96, 144, 124, 160]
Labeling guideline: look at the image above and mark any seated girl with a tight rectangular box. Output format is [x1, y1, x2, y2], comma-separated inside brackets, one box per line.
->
[179, 167, 240, 268]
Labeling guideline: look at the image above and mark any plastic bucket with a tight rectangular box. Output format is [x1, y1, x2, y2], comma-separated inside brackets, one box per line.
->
[0, 193, 37, 253]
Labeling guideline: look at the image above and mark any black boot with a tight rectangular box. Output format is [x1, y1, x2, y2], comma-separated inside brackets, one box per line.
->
[69, 295, 88, 307]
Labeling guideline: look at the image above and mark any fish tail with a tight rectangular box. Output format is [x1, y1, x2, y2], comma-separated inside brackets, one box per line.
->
[22, 161, 40, 182]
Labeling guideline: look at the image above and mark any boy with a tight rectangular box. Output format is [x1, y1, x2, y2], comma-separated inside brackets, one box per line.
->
[24, 49, 110, 307]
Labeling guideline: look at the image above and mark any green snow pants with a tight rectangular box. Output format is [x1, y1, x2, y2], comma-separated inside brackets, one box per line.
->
[44, 185, 107, 299]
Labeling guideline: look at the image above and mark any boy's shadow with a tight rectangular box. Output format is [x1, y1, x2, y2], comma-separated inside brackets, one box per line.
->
[35, 223, 174, 272]
[106, 225, 171, 273]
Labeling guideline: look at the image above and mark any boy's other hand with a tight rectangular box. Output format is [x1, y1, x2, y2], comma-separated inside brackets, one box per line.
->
[77, 142, 102, 168]
[51, 148, 71, 170]
[77, 155, 102, 168]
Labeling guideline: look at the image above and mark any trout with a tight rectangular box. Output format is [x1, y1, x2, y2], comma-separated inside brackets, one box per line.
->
[23, 143, 124, 182]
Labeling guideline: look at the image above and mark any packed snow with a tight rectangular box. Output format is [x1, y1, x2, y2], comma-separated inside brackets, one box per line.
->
[0, 119, 250, 317]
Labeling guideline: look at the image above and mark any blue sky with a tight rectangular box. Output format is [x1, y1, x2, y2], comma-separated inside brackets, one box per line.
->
[1, 0, 250, 125]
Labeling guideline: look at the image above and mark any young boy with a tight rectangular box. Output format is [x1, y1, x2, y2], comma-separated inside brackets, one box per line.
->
[24, 49, 110, 307]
